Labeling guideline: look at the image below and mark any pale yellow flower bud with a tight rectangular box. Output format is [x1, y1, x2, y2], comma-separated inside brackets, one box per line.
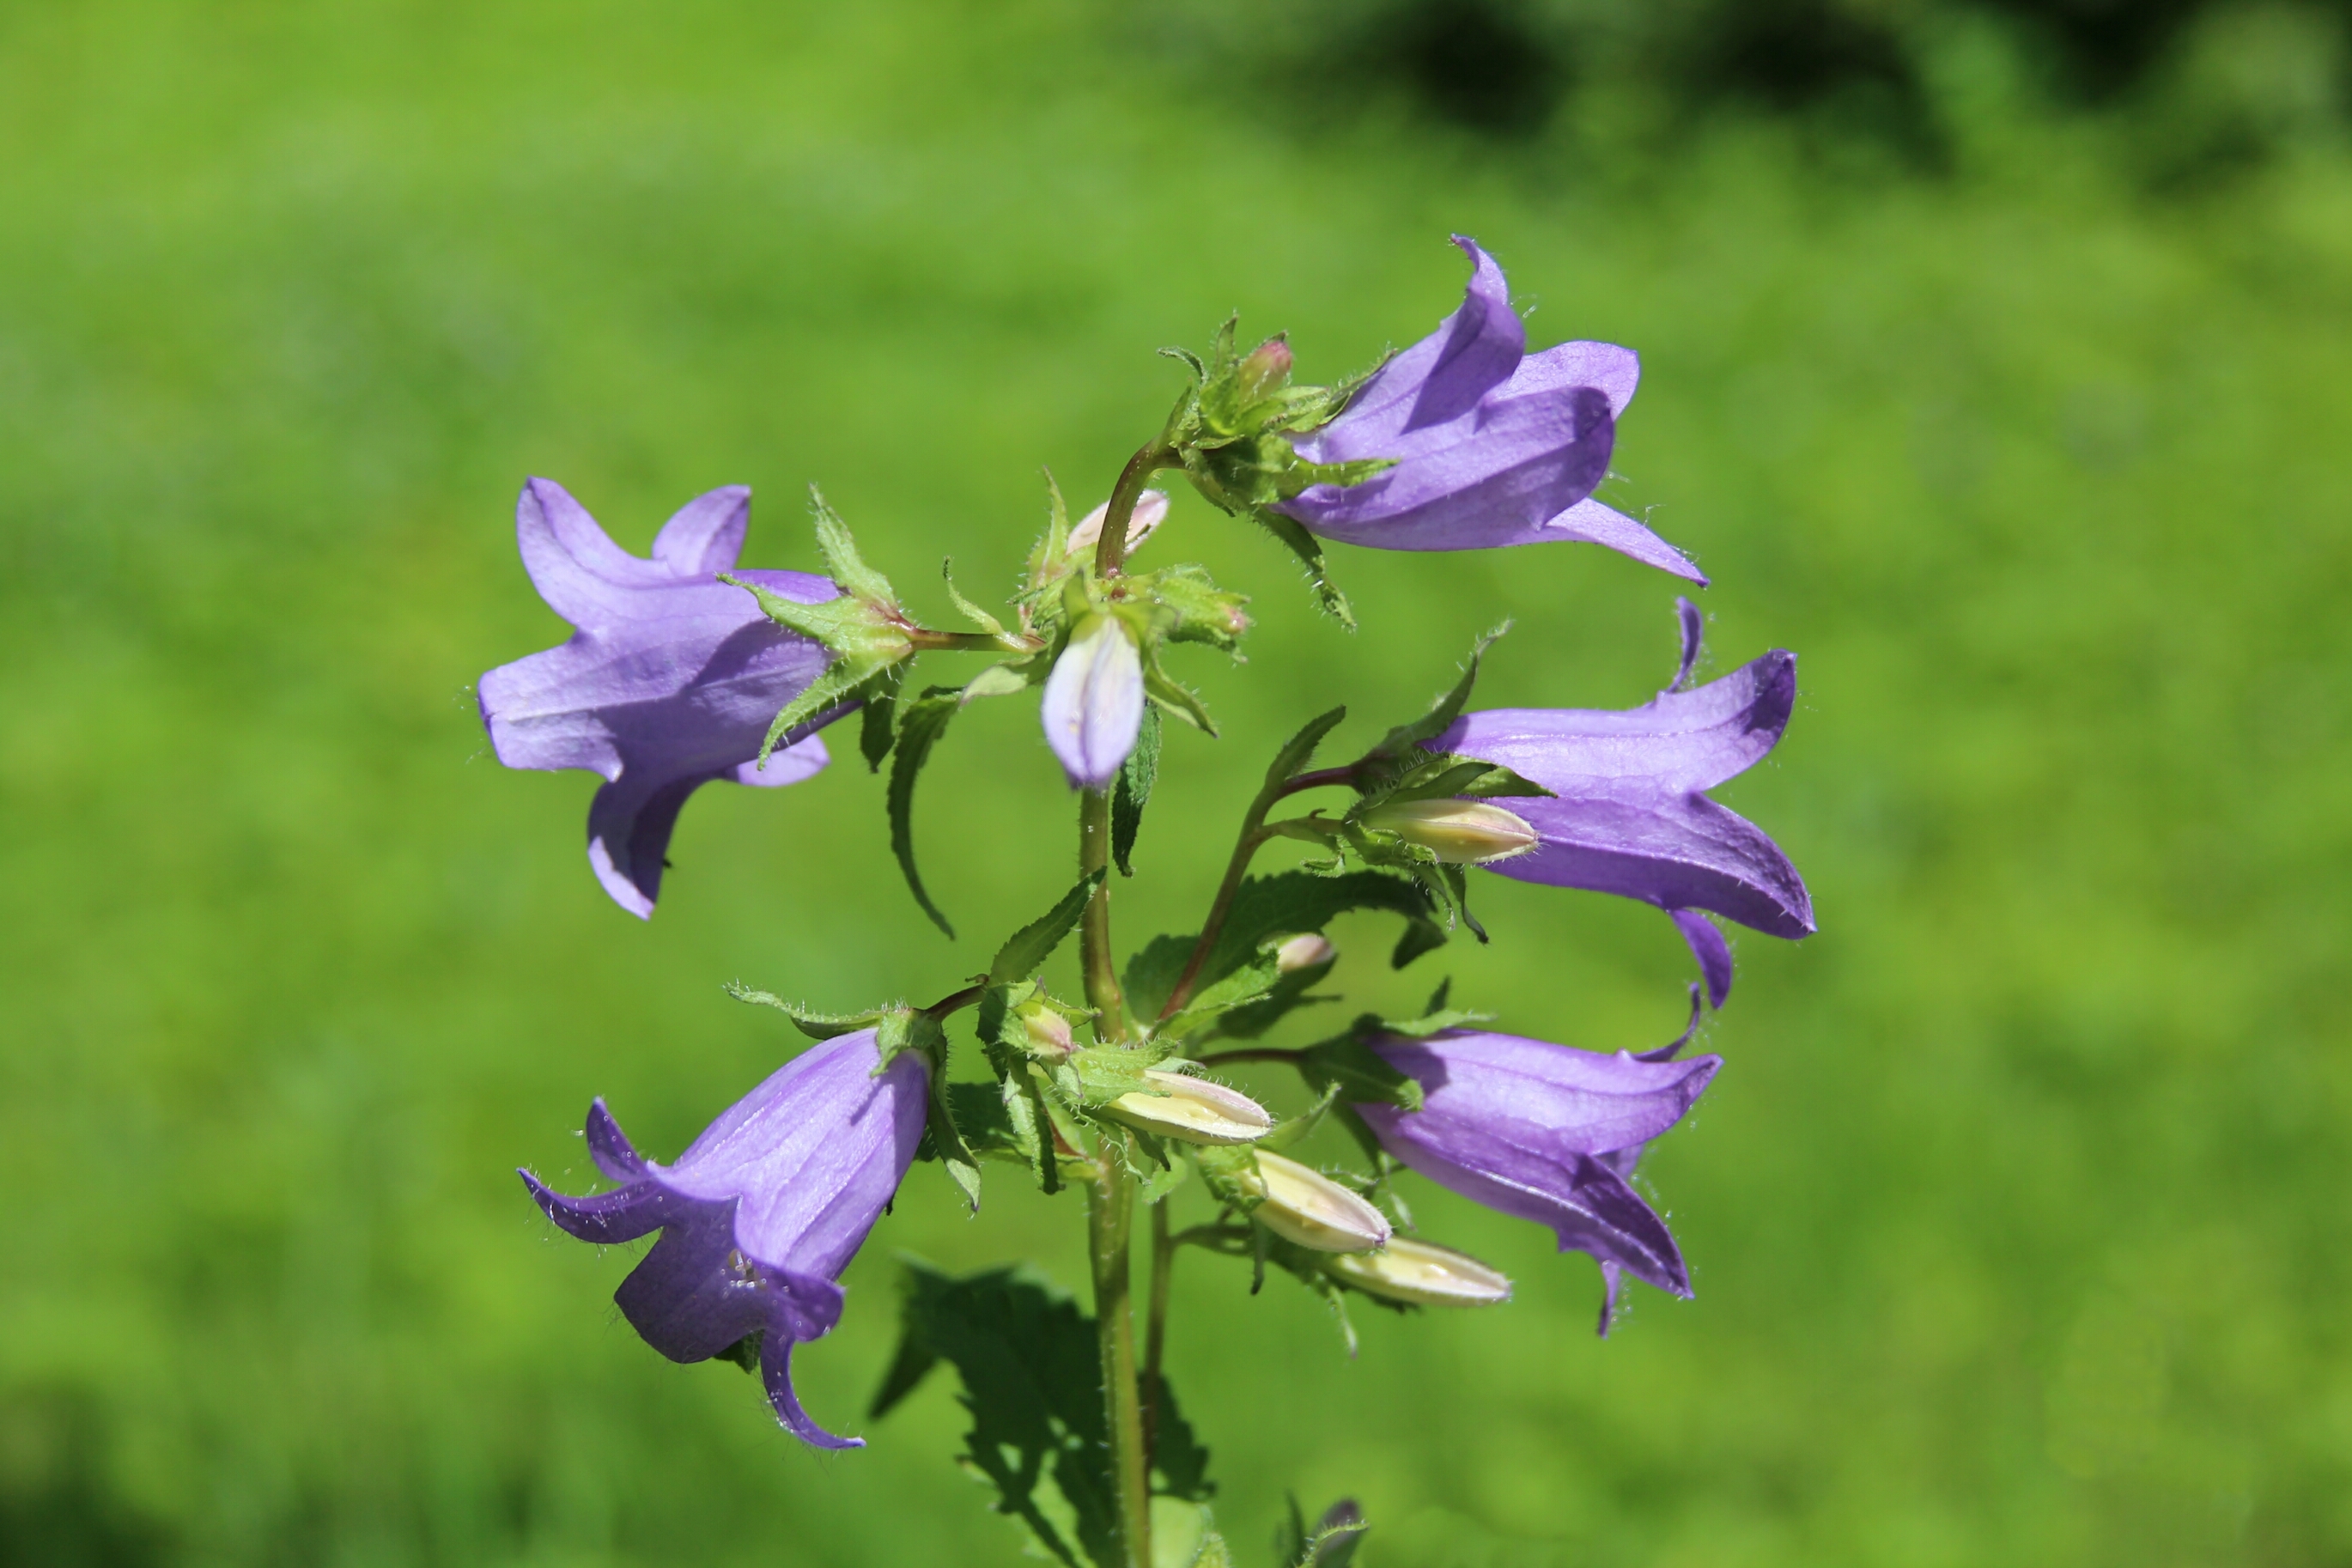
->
[1358, 799, 1539, 864]
[1104, 1070, 1273, 1146]
[1323, 1237, 1512, 1307]
[1272, 933, 1335, 973]
[1235, 1151, 1392, 1253]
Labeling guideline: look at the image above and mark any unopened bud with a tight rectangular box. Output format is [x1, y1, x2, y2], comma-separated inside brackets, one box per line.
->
[1273, 933, 1335, 973]
[1236, 337, 1293, 403]
[1022, 1010, 1074, 1059]
[1236, 1151, 1392, 1253]
[1104, 1070, 1273, 1146]
[1358, 799, 1539, 864]
[1066, 489, 1170, 561]
[1324, 1237, 1512, 1307]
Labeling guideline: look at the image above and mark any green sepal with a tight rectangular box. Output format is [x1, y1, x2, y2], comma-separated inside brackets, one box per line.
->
[1357, 623, 1510, 769]
[1061, 1044, 1163, 1109]
[1112, 706, 1161, 877]
[879, 1008, 981, 1211]
[1254, 1080, 1341, 1152]
[1136, 563, 1251, 653]
[714, 1329, 763, 1374]
[989, 871, 1107, 987]
[809, 484, 897, 605]
[940, 1079, 1045, 1170]
[962, 659, 1038, 702]
[721, 982, 888, 1041]
[888, 686, 963, 938]
[1249, 507, 1353, 628]
[1352, 753, 1553, 815]
[941, 557, 1006, 636]
[1278, 1498, 1370, 1568]
[1141, 639, 1218, 735]
[1266, 706, 1348, 790]
[1202, 949, 1338, 1042]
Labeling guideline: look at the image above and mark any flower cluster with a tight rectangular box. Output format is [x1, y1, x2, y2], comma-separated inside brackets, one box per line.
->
[485, 234, 1811, 1516]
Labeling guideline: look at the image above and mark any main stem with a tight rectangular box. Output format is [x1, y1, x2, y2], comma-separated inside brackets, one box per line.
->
[1079, 775, 1147, 1565]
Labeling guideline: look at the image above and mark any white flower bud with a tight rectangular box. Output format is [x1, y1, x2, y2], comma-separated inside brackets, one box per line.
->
[1104, 1070, 1273, 1146]
[1236, 1151, 1392, 1253]
[1273, 933, 1335, 973]
[1323, 1237, 1512, 1307]
[1358, 799, 1539, 864]
[1065, 489, 1170, 560]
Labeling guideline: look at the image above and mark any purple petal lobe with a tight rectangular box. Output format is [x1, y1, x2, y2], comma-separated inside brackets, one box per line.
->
[1538, 498, 1707, 583]
[1041, 617, 1145, 790]
[477, 481, 846, 915]
[1672, 597, 1705, 690]
[521, 1029, 928, 1448]
[1671, 909, 1735, 1007]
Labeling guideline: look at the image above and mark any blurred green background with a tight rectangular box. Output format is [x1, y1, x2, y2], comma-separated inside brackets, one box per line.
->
[3, 1, 2349, 1563]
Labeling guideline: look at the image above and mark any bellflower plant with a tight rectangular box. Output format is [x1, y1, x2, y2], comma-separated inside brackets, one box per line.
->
[485, 234, 1815, 1567]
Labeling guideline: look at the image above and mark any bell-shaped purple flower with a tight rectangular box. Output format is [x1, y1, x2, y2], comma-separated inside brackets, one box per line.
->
[1278, 236, 1703, 582]
[1352, 1028, 1719, 1328]
[520, 1028, 929, 1449]
[1433, 601, 1813, 1006]
[478, 478, 847, 918]
[1041, 614, 1146, 789]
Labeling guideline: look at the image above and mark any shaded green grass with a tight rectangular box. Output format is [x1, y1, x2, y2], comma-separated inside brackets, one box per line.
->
[2, 3, 2349, 1563]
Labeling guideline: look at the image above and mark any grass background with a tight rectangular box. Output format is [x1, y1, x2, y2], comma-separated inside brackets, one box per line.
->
[2, 1, 2348, 1563]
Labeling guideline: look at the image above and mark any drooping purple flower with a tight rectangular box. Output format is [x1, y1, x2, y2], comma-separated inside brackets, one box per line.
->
[1041, 615, 1146, 789]
[1277, 236, 1703, 581]
[520, 1028, 929, 1449]
[1352, 1028, 1719, 1328]
[1433, 600, 1813, 1006]
[478, 478, 848, 918]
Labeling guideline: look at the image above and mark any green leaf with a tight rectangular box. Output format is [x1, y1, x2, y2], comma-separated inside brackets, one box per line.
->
[872, 1261, 1219, 1568]
[1148, 1377, 1214, 1503]
[1249, 508, 1353, 628]
[1112, 706, 1162, 876]
[989, 871, 1108, 987]
[942, 1079, 1045, 1171]
[1363, 623, 1510, 762]
[808, 484, 897, 605]
[1298, 1035, 1423, 1112]
[859, 664, 905, 772]
[721, 983, 886, 1040]
[888, 688, 963, 938]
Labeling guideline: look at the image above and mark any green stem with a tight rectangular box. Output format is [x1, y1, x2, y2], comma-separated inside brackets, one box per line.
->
[1079, 788, 1126, 1042]
[905, 627, 1043, 653]
[1094, 441, 1173, 580]
[1089, 1136, 1152, 1568]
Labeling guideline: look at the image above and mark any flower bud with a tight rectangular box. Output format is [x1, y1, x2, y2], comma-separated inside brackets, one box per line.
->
[1273, 933, 1335, 973]
[1042, 614, 1146, 790]
[1236, 337, 1294, 403]
[1323, 1237, 1512, 1307]
[1021, 1009, 1074, 1059]
[1104, 1070, 1273, 1146]
[1066, 489, 1170, 561]
[1236, 1151, 1392, 1253]
[1358, 799, 1538, 864]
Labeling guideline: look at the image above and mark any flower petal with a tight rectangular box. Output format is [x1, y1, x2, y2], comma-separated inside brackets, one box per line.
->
[1541, 497, 1708, 584]
[761, 1334, 863, 1449]
[1672, 909, 1735, 1007]
[1040, 618, 1145, 790]
[650, 485, 751, 577]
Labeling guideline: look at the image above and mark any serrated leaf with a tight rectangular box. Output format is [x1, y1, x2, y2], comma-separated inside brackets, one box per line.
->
[888, 688, 963, 937]
[945, 1079, 1042, 1170]
[1112, 706, 1162, 877]
[860, 664, 905, 772]
[989, 871, 1107, 987]
[963, 660, 1036, 702]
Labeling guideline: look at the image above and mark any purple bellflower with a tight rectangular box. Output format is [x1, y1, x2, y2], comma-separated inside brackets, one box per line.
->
[1353, 1027, 1719, 1333]
[478, 478, 845, 918]
[1278, 237, 1703, 582]
[1434, 599, 1813, 1006]
[520, 1027, 929, 1449]
[1042, 615, 1146, 789]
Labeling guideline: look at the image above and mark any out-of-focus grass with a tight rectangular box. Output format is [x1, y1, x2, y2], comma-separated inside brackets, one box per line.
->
[2, 3, 2348, 1564]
